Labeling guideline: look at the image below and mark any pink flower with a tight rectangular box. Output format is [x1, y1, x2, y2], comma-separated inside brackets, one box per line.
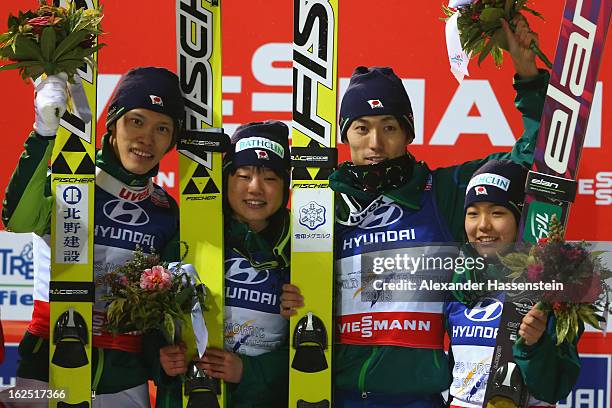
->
[139, 265, 172, 290]
[27, 15, 59, 35]
[119, 275, 129, 286]
[527, 263, 544, 282]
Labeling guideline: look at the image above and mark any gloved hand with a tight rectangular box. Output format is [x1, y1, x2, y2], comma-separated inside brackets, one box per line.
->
[33, 72, 69, 137]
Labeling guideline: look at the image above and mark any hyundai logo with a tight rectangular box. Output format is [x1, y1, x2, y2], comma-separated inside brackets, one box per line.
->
[102, 200, 149, 226]
[225, 258, 270, 285]
[464, 298, 503, 322]
[360, 204, 403, 230]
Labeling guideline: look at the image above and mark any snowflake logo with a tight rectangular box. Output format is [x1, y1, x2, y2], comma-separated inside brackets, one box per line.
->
[299, 201, 326, 231]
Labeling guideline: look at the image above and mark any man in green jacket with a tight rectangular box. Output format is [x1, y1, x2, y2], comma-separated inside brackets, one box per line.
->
[281, 17, 549, 407]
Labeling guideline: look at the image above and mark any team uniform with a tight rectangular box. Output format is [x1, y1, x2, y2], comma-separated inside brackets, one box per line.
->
[2, 132, 179, 406]
[330, 68, 549, 407]
[446, 159, 581, 408]
[446, 292, 581, 408]
[156, 121, 292, 408]
[2, 66, 184, 407]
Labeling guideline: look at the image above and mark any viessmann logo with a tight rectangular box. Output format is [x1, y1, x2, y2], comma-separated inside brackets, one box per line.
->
[225, 258, 270, 285]
[103, 200, 149, 226]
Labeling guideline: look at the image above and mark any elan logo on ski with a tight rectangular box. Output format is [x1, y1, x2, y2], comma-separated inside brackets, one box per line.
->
[149, 95, 163, 106]
[367, 99, 384, 108]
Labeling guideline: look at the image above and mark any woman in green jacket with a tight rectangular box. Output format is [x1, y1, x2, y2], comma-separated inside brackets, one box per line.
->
[445, 159, 581, 408]
[156, 121, 291, 408]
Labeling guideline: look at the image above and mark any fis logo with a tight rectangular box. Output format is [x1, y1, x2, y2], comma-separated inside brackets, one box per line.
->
[293, 0, 336, 148]
[475, 186, 487, 195]
[149, 95, 163, 106]
[543, 2, 598, 174]
[367, 99, 384, 109]
[255, 150, 269, 160]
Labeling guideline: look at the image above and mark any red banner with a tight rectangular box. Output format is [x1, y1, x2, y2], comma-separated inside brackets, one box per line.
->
[0, 0, 609, 240]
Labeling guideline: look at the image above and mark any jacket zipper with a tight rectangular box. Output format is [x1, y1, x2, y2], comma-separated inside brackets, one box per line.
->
[358, 346, 379, 398]
[91, 348, 104, 399]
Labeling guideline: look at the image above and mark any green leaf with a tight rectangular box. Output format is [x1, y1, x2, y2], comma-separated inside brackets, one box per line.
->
[577, 304, 602, 329]
[52, 29, 89, 62]
[498, 252, 529, 275]
[0, 60, 40, 71]
[163, 313, 175, 344]
[504, 0, 514, 19]
[480, 8, 506, 24]
[13, 35, 44, 62]
[478, 38, 494, 66]
[522, 5, 545, 20]
[556, 313, 570, 345]
[40, 27, 56, 61]
[492, 45, 504, 66]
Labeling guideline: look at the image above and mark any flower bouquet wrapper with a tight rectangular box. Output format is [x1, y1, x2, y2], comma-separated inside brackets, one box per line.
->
[168, 262, 209, 359]
[443, 0, 552, 82]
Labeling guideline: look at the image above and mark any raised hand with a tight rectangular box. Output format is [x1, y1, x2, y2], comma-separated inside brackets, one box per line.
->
[34, 72, 69, 137]
[500, 15, 539, 79]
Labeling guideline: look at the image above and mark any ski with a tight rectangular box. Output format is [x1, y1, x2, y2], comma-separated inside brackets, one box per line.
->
[483, 1, 612, 407]
[48, 0, 99, 405]
[176, 0, 228, 407]
[289, 1, 339, 407]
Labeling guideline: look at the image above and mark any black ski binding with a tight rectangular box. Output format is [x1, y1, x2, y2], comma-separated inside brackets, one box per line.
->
[292, 312, 328, 373]
[184, 361, 220, 408]
[297, 400, 330, 408]
[52, 307, 89, 368]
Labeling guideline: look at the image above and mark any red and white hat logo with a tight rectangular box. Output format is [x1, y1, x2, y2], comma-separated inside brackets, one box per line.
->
[475, 186, 488, 195]
[255, 150, 269, 160]
[367, 99, 384, 109]
[149, 95, 164, 106]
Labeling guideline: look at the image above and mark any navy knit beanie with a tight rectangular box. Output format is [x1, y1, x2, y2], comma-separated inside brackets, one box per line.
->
[465, 160, 528, 222]
[105, 67, 184, 148]
[227, 121, 290, 177]
[339, 66, 414, 142]
[224, 120, 291, 209]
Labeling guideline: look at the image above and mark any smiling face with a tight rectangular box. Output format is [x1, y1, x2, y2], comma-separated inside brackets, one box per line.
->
[227, 166, 284, 232]
[465, 202, 518, 257]
[345, 115, 410, 165]
[109, 108, 174, 175]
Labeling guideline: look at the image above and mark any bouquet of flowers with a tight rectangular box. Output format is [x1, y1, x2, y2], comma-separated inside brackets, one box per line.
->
[0, 0, 104, 81]
[442, 0, 552, 68]
[500, 215, 611, 345]
[98, 246, 206, 345]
